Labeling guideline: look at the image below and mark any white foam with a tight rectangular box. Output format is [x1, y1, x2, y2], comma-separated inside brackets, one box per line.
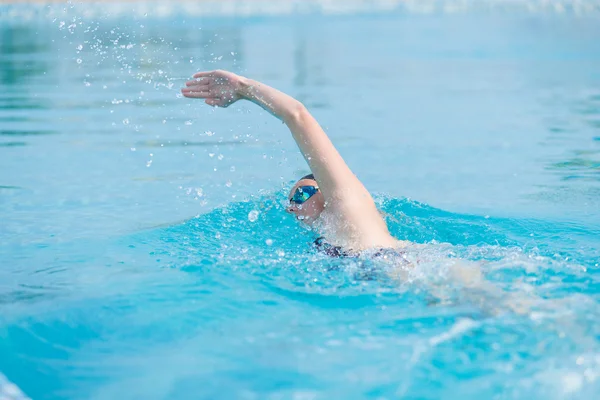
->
[429, 317, 479, 346]
[0, 374, 29, 400]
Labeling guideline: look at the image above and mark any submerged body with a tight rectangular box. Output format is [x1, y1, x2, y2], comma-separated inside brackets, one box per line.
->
[182, 70, 408, 254]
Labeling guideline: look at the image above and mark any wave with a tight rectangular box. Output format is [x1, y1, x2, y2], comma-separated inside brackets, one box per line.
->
[0, 373, 29, 400]
[140, 194, 599, 264]
[1, 195, 598, 399]
[118, 195, 599, 302]
[2, 194, 596, 309]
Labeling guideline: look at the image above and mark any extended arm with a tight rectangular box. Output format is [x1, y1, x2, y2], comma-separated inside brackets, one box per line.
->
[182, 70, 397, 249]
[182, 70, 367, 202]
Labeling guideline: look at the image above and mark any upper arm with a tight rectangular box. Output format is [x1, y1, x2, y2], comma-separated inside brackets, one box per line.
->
[285, 104, 367, 202]
[283, 104, 391, 239]
[240, 77, 385, 232]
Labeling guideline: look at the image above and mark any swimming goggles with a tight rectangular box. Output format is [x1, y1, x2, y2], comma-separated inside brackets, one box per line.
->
[289, 185, 319, 204]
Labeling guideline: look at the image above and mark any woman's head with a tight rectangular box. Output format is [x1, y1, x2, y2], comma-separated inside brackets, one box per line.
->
[286, 174, 325, 224]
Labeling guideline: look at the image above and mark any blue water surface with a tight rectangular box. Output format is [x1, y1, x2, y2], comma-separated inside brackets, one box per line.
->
[1, 1, 600, 399]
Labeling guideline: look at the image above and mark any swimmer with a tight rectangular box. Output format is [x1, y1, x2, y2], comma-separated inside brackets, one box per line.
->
[181, 70, 558, 318]
[182, 69, 409, 255]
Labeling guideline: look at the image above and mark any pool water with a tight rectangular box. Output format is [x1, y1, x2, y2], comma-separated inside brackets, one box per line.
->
[1, 1, 600, 399]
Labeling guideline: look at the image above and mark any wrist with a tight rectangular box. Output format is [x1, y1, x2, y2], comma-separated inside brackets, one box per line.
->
[236, 76, 257, 100]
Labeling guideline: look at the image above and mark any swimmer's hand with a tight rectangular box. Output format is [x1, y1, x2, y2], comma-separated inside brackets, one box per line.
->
[181, 70, 243, 107]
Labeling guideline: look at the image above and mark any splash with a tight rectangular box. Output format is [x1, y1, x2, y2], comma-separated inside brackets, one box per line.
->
[0, 373, 29, 400]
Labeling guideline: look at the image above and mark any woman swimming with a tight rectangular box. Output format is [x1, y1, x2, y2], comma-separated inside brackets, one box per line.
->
[181, 70, 409, 255]
[180, 70, 558, 317]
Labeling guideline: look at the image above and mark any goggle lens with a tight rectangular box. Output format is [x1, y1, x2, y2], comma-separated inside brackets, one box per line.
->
[290, 186, 319, 204]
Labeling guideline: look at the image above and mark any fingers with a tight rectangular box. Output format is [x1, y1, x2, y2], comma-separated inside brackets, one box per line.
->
[186, 71, 216, 89]
[181, 87, 211, 98]
[185, 79, 210, 87]
[182, 71, 230, 104]
[205, 98, 221, 106]
[193, 71, 216, 79]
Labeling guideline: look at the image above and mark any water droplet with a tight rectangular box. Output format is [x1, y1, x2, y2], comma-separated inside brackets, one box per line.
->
[265, 239, 273, 246]
[130, 147, 136, 152]
[217, 154, 224, 160]
[76, 44, 83, 51]
[122, 118, 129, 125]
[184, 120, 193, 125]
[146, 160, 153, 167]
[209, 153, 215, 158]
[248, 210, 259, 222]
[230, 166, 236, 172]
[205, 130, 215, 136]
[225, 180, 232, 188]
[76, 58, 82, 64]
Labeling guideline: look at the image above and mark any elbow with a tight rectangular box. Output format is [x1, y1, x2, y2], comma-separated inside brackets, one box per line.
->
[285, 101, 309, 125]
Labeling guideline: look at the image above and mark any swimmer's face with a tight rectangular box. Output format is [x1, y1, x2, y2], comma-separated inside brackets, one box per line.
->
[286, 178, 325, 225]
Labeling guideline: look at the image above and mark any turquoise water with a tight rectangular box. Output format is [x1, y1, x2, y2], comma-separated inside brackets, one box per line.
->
[1, 2, 600, 399]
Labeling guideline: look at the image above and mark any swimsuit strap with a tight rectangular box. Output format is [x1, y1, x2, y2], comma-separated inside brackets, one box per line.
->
[313, 237, 351, 258]
[313, 237, 406, 260]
